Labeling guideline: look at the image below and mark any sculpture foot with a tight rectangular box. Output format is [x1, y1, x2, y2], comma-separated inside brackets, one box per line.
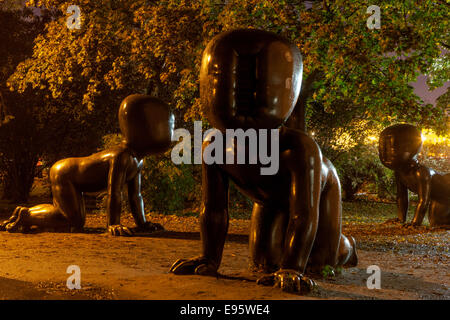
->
[108, 225, 133, 236]
[169, 256, 218, 276]
[257, 269, 316, 294]
[344, 236, 358, 267]
[0, 206, 23, 231]
[5, 207, 30, 232]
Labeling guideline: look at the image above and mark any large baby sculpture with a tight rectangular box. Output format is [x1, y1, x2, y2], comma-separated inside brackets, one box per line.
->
[170, 29, 357, 294]
[379, 124, 450, 228]
[0, 94, 174, 236]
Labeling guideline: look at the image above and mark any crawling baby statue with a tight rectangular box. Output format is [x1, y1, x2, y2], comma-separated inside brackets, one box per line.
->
[0, 94, 174, 236]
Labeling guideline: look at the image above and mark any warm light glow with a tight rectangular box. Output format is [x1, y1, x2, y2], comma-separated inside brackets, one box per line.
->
[421, 134, 427, 142]
[421, 129, 449, 146]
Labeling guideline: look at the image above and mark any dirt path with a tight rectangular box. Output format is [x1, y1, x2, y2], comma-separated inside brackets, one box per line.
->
[0, 212, 448, 300]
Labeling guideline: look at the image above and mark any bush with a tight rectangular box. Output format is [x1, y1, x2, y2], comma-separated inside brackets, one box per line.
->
[333, 144, 395, 201]
[142, 155, 200, 214]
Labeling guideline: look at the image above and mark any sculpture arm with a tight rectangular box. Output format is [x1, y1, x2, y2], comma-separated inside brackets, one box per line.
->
[280, 144, 322, 273]
[200, 159, 229, 269]
[411, 168, 432, 226]
[106, 155, 127, 226]
[395, 173, 409, 222]
[128, 170, 146, 228]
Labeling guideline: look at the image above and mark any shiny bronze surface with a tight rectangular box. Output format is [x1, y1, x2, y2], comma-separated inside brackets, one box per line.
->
[0, 94, 174, 235]
[170, 29, 357, 294]
[379, 124, 450, 227]
[200, 28, 303, 132]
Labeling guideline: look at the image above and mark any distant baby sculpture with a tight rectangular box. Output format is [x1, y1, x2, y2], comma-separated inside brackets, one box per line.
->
[0, 94, 174, 236]
[170, 29, 357, 294]
[379, 124, 450, 228]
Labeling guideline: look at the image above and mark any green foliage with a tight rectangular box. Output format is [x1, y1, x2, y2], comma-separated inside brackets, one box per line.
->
[142, 154, 199, 214]
[333, 143, 394, 201]
[1, 0, 449, 208]
[321, 265, 336, 279]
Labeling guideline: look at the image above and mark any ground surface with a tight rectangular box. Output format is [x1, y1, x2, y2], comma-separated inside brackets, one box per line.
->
[0, 200, 448, 300]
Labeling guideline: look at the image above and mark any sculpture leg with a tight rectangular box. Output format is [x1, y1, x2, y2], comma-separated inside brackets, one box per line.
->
[249, 203, 287, 273]
[429, 200, 450, 229]
[308, 163, 357, 272]
[307, 180, 341, 272]
[50, 169, 86, 232]
[6, 204, 69, 232]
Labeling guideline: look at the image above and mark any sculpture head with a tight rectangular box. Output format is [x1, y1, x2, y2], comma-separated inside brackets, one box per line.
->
[379, 124, 423, 170]
[200, 29, 303, 131]
[119, 94, 174, 156]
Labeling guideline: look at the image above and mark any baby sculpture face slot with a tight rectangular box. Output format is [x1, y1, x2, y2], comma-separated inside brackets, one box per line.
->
[170, 29, 358, 294]
[0, 94, 175, 236]
[379, 124, 450, 228]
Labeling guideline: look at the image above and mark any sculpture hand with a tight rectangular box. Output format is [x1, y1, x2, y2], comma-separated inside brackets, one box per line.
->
[257, 269, 316, 294]
[169, 256, 218, 276]
[108, 225, 134, 236]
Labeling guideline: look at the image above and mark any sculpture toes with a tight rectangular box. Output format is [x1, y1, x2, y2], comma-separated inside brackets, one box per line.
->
[0, 221, 8, 231]
[299, 277, 317, 294]
[169, 259, 188, 273]
[194, 264, 218, 277]
[170, 257, 213, 275]
[277, 276, 298, 293]
[278, 275, 316, 294]
[5, 209, 28, 232]
[108, 225, 133, 236]
[170, 259, 199, 275]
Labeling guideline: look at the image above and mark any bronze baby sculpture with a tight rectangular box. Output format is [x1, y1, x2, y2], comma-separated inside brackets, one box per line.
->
[170, 29, 357, 294]
[379, 124, 450, 228]
[0, 94, 174, 236]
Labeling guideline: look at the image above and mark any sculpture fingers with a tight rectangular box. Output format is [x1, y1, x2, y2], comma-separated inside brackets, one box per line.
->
[170, 256, 210, 275]
[108, 225, 133, 236]
[262, 269, 317, 294]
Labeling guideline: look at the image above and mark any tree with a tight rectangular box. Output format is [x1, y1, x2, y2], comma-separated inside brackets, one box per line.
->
[0, 3, 105, 201]
[3, 0, 449, 206]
